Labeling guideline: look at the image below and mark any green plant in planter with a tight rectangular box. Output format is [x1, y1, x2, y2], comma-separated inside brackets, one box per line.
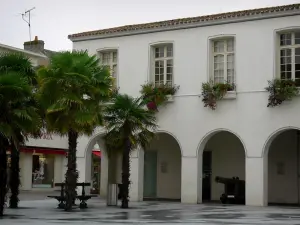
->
[265, 79, 299, 107]
[201, 81, 235, 110]
[140, 83, 180, 111]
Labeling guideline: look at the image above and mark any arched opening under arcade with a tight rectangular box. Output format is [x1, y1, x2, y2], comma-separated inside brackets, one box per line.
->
[90, 143, 101, 194]
[83, 132, 122, 197]
[197, 130, 246, 204]
[264, 128, 300, 206]
[143, 132, 182, 201]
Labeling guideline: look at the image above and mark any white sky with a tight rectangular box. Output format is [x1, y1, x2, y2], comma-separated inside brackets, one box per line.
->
[0, 0, 299, 51]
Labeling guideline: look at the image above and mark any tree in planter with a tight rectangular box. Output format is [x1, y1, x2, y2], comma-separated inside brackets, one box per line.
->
[265, 79, 299, 107]
[0, 69, 41, 216]
[104, 94, 157, 208]
[201, 81, 235, 110]
[37, 50, 113, 211]
[0, 52, 40, 209]
[140, 83, 180, 111]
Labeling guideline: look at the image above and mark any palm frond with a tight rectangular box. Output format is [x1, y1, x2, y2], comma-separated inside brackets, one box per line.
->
[37, 50, 114, 136]
[0, 52, 43, 147]
[103, 94, 158, 155]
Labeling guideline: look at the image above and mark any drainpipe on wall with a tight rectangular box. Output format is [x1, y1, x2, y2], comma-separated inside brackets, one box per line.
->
[297, 131, 300, 205]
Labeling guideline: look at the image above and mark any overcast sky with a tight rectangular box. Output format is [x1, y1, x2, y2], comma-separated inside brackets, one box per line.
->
[0, 0, 299, 51]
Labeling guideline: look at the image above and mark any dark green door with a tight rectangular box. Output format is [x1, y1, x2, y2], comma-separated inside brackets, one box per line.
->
[143, 151, 157, 198]
[202, 151, 212, 201]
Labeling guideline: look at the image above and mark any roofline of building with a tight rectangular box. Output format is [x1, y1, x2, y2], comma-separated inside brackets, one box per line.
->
[68, 6, 300, 42]
[0, 43, 48, 58]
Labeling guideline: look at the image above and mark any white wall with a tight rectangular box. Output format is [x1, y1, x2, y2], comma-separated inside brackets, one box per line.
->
[268, 130, 300, 204]
[72, 14, 300, 205]
[73, 15, 300, 159]
[26, 136, 68, 149]
[20, 152, 32, 190]
[205, 131, 245, 201]
[54, 155, 64, 183]
[146, 133, 181, 199]
[0, 46, 46, 67]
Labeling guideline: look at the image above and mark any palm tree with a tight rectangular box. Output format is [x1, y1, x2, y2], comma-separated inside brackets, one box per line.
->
[104, 94, 158, 208]
[0, 134, 9, 217]
[0, 52, 38, 209]
[37, 50, 113, 211]
[0, 69, 41, 216]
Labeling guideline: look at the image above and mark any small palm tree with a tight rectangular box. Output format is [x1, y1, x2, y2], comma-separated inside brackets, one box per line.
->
[37, 50, 113, 211]
[0, 52, 39, 209]
[0, 69, 41, 216]
[104, 94, 157, 208]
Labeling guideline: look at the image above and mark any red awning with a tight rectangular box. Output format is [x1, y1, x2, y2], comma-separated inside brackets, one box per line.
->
[92, 150, 101, 157]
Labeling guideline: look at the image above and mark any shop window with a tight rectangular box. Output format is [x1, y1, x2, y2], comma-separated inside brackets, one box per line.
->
[91, 152, 101, 194]
[32, 153, 54, 188]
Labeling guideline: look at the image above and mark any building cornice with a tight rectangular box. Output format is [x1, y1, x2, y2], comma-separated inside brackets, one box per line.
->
[68, 4, 300, 42]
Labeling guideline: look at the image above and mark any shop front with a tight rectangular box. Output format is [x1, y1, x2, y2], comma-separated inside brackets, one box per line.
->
[17, 147, 67, 191]
[91, 150, 101, 194]
[32, 153, 55, 188]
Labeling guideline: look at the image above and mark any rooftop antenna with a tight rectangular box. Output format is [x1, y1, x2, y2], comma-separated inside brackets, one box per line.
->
[22, 7, 35, 42]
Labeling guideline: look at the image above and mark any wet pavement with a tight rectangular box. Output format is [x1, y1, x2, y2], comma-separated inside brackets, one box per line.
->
[1, 197, 300, 224]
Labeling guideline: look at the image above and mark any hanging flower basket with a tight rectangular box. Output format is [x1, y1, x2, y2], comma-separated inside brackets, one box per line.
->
[201, 82, 235, 110]
[140, 83, 180, 111]
[265, 79, 299, 107]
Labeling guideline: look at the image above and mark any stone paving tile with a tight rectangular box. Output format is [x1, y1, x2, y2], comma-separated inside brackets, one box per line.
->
[1, 198, 300, 224]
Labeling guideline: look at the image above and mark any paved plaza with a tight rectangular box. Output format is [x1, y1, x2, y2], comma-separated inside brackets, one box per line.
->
[1, 192, 300, 224]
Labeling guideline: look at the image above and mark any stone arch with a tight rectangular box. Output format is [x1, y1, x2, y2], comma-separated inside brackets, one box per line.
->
[83, 128, 106, 158]
[196, 128, 247, 204]
[80, 128, 108, 196]
[155, 129, 183, 156]
[262, 126, 300, 158]
[196, 128, 248, 157]
[84, 129, 183, 158]
[143, 129, 183, 201]
[82, 128, 184, 199]
[262, 126, 300, 205]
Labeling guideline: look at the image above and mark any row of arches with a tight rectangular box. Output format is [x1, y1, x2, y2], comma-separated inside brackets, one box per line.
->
[86, 127, 300, 205]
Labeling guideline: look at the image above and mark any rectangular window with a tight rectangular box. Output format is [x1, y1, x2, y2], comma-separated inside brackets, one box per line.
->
[279, 32, 300, 86]
[100, 51, 118, 83]
[212, 38, 235, 85]
[153, 44, 173, 87]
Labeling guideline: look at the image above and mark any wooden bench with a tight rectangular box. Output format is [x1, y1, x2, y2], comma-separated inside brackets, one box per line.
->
[48, 182, 97, 209]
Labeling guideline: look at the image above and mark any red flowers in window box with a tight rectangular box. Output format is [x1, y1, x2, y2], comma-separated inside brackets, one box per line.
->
[140, 82, 179, 112]
[146, 101, 158, 111]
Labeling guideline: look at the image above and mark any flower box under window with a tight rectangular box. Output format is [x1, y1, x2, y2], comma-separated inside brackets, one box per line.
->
[140, 83, 179, 111]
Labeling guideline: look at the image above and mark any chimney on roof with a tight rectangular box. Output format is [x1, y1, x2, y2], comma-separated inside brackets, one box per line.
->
[24, 36, 45, 53]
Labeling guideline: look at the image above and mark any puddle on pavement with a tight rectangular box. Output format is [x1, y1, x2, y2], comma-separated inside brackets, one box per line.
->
[267, 213, 300, 220]
[102, 209, 183, 221]
[0, 214, 24, 219]
[199, 213, 245, 219]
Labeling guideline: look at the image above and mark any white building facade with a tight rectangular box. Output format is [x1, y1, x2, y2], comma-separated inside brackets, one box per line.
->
[68, 3, 300, 206]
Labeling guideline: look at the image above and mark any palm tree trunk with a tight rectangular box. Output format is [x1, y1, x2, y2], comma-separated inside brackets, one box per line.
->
[0, 136, 8, 217]
[64, 129, 78, 211]
[121, 137, 131, 208]
[9, 142, 20, 208]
